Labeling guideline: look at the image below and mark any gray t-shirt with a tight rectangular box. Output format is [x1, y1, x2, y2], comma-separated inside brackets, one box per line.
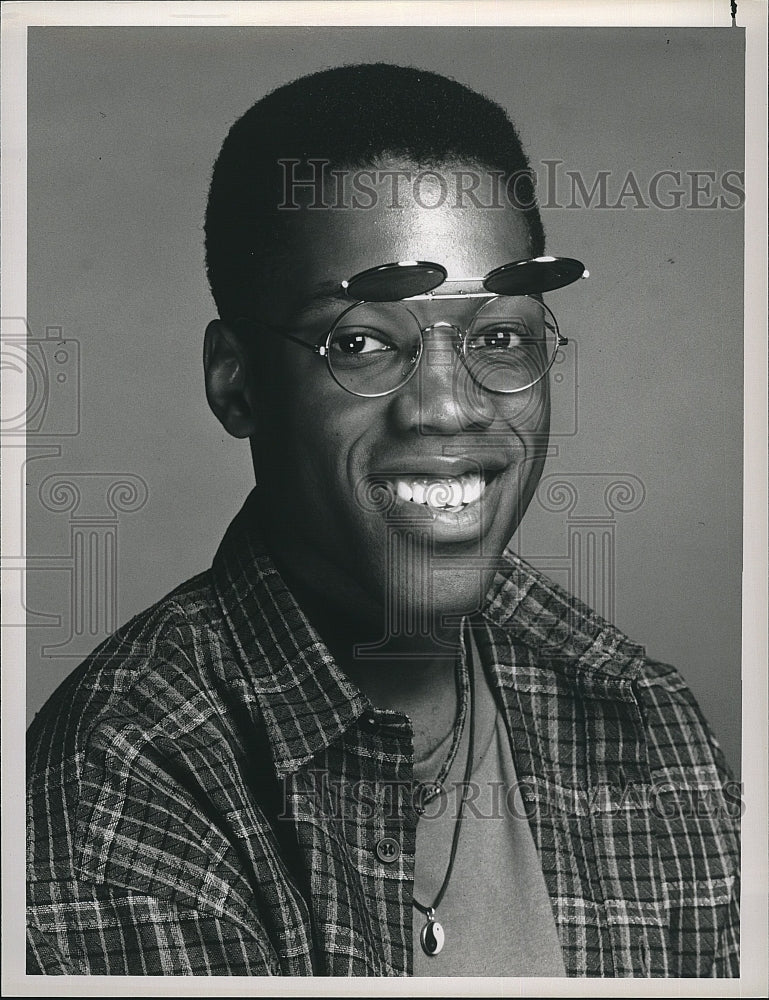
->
[412, 645, 566, 977]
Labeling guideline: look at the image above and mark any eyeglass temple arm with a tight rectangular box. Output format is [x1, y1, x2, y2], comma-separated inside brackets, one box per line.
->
[543, 317, 568, 347]
[275, 329, 328, 356]
[237, 318, 328, 357]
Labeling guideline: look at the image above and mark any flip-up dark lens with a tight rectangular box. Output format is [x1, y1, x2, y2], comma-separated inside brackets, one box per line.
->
[484, 256, 586, 295]
[343, 261, 447, 302]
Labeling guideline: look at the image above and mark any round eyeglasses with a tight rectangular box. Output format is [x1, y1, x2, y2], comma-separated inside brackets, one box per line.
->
[236, 255, 588, 398]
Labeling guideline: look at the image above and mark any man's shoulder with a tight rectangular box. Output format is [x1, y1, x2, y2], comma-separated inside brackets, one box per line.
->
[491, 549, 736, 781]
[27, 567, 236, 783]
[26, 563, 285, 972]
[631, 654, 737, 786]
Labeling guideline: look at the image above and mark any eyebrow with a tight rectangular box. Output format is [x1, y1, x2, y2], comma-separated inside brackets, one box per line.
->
[299, 280, 348, 309]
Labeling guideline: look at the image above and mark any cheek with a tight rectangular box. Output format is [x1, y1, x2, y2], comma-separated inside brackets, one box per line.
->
[493, 385, 550, 513]
[254, 366, 364, 501]
[493, 381, 551, 438]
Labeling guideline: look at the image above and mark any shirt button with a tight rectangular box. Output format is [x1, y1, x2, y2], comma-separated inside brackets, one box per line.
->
[375, 837, 400, 863]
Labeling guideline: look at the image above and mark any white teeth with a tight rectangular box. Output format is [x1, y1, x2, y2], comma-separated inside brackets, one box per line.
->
[420, 479, 453, 509]
[461, 473, 483, 505]
[386, 472, 486, 510]
[396, 480, 413, 502]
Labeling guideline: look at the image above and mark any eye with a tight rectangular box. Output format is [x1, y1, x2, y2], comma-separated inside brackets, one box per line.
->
[466, 323, 527, 351]
[330, 329, 395, 356]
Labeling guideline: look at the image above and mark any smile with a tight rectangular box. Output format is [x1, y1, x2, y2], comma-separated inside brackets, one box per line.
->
[363, 455, 515, 543]
[388, 471, 486, 512]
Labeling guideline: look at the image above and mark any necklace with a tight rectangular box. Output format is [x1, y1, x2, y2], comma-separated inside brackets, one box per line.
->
[412, 621, 476, 957]
[413, 643, 470, 815]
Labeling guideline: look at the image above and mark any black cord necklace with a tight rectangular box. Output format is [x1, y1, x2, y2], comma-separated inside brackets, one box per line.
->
[412, 622, 476, 957]
[413, 639, 470, 816]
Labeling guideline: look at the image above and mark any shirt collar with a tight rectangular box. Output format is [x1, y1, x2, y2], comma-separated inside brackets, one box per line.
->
[481, 551, 648, 679]
[211, 489, 369, 778]
[212, 489, 647, 777]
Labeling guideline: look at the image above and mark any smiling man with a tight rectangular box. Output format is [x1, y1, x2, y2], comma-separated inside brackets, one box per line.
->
[27, 63, 740, 977]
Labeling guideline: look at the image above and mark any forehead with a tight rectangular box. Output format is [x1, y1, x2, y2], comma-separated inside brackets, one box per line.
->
[267, 160, 532, 314]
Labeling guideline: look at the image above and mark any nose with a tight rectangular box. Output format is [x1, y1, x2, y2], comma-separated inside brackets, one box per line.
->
[389, 323, 496, 434]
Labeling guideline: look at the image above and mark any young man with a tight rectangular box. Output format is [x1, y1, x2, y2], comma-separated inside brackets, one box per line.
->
[27, 63, 740, 977]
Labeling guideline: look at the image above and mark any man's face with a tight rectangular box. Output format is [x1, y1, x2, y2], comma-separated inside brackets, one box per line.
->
[243, 162, 551, 634]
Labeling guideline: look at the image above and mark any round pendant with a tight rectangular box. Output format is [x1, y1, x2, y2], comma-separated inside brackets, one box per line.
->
[420, 917, 445, 956]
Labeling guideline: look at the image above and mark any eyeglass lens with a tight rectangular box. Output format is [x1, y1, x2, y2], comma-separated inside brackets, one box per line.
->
[326, 296, 557, 397]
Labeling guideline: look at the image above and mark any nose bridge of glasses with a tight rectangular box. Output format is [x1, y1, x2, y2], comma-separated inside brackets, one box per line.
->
[417, 321, 480, 396]
[416, 321, 466, 377]
[420, 318, 463, 341]
[404, 293, 488, 338]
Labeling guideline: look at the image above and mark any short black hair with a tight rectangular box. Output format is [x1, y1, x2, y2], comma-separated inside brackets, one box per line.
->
[205, 62, 545, 324]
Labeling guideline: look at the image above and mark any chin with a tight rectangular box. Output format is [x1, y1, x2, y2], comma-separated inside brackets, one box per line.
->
[382, 563, 497, 630]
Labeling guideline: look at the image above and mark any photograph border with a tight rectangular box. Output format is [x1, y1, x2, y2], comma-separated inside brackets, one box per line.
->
[2, 2, 766, 996]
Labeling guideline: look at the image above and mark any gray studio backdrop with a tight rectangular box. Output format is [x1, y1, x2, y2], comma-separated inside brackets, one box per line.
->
[23, 27, 744, 778]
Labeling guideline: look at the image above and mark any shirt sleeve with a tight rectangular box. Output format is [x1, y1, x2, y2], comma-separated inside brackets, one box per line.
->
[26, 602, 288, 977]
[27, 888, 280, 975]
[635, 657, 741, 978]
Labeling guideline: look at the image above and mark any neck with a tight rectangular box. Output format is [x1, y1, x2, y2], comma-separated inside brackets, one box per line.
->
[281, 574, 464, 760]
[334, 631, 462, 761]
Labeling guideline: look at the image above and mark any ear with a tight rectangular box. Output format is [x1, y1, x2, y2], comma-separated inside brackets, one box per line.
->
[203, 320, 258, 438]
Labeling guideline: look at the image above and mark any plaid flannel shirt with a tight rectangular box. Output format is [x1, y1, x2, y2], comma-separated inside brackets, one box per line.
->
[27, 491, 740, 977]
